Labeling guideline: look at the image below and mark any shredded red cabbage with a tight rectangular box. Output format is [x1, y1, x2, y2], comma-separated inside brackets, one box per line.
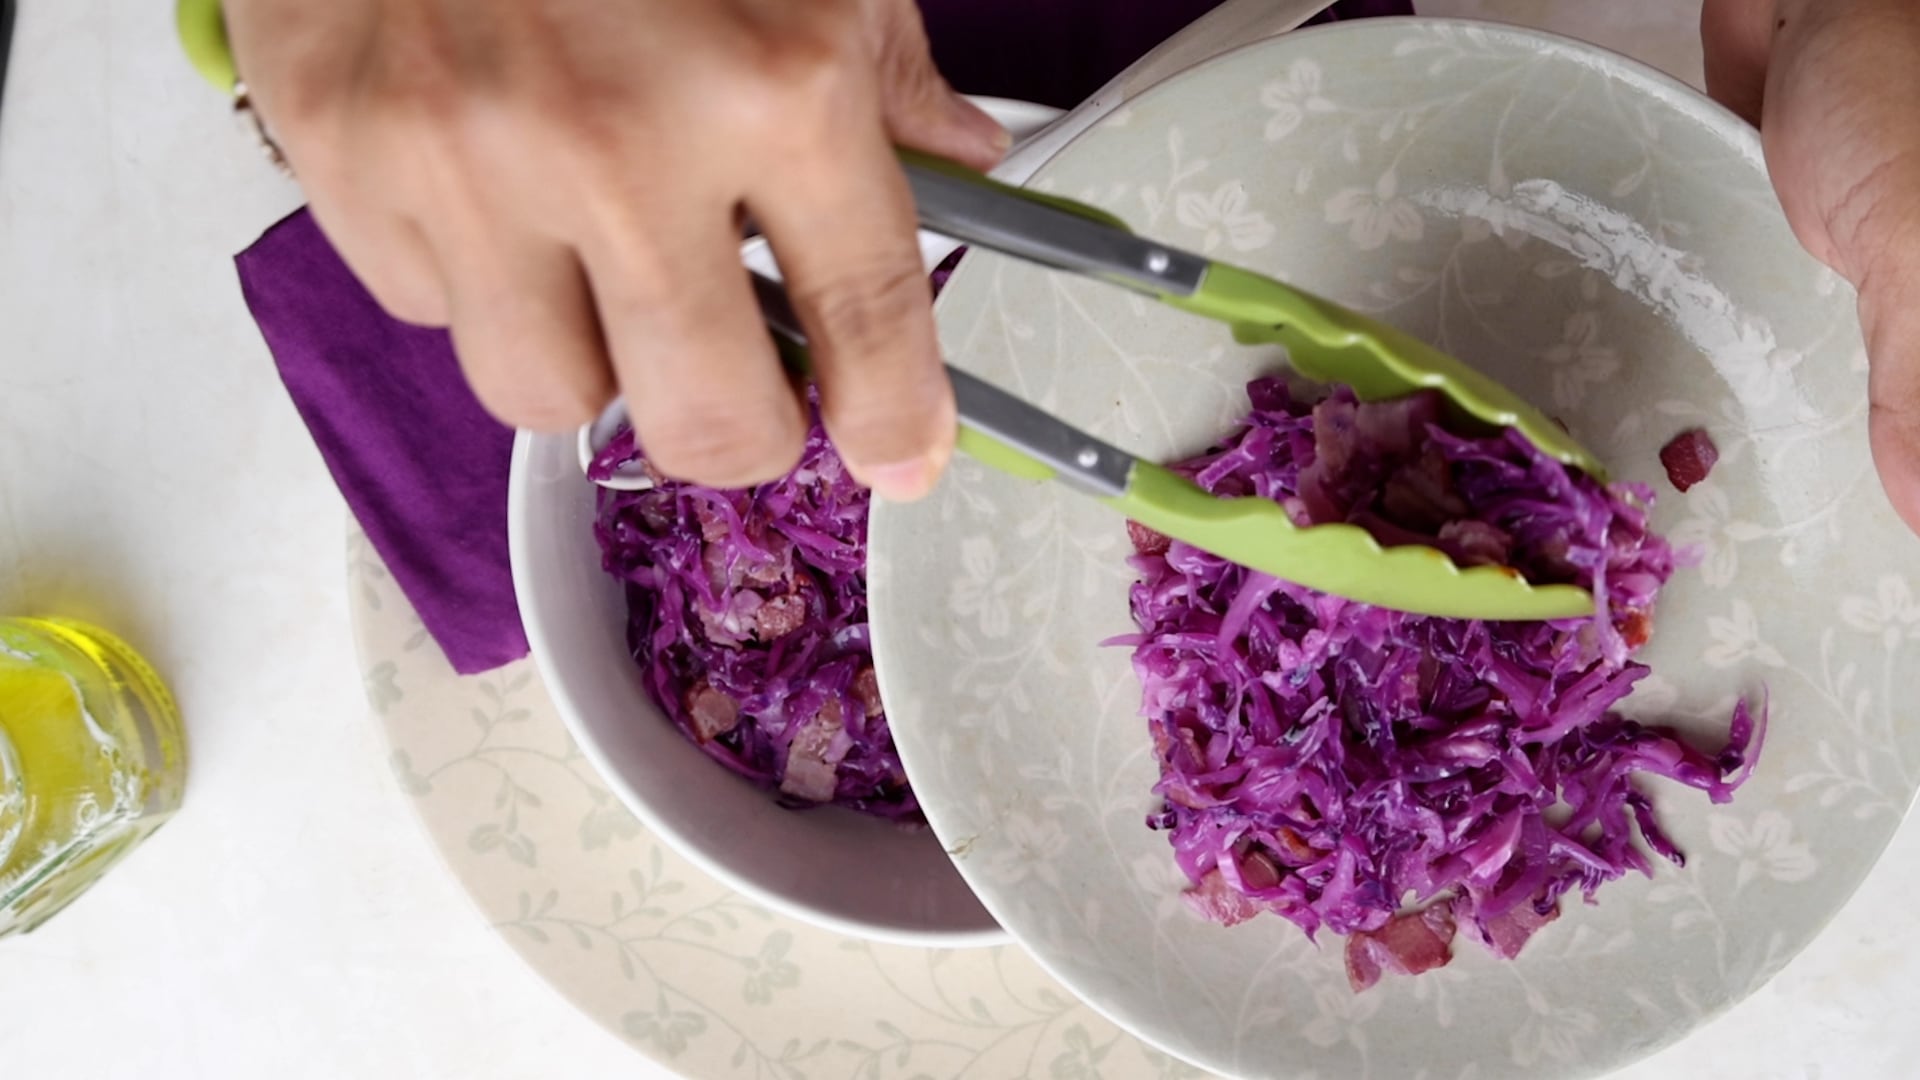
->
[585, 258, 975, 823]
[591, 406, 918, 822]
[1119, 379, 1765, 988]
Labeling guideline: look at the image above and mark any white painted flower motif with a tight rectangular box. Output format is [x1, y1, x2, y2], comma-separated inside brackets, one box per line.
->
[1540, 311, 1620, 409]
[1704, 598, 1787, 668]
[1175, 181, 1274, 253]
[622, 994, 708, 1057]
[1301, 982, 1382, 1049]
[363, 660, 401, 715]
[950, 536, 1012, 638]
[1325, 172, 1423, 250]
[1667, 484, 1767, 589]
[1459, 199, 1531, 250]
[1509, 1001, 1598, 1067]
[1409, 959, 1470, 1029]
[1259, 60, 1336, 141]
[741, 931, 800, 1005]
[1130, 852, 1194, 923]
[1708, 811, 1818, 889]
[1621, 672, 1680, 716]
[981, 811, 1068, 888]
[1839, 576, 1920, 650]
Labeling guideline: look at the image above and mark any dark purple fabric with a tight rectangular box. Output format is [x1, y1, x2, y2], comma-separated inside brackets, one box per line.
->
[923, 0, 1414, 108]
[239, 1, 1409, 675]
[237, 211, 527, 674]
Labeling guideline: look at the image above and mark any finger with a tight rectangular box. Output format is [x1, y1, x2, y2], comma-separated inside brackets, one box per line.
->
[586, 211, 809, 488]
[1762, 0, 1920, 276]
[305, 200, 451, 326]
[870, 0, 1009, 171]
[750, 120, 956, 502]
[437, 228, 617, 433]
[1863, 244, 1920, 535]
[1700, 0, 1775, 126]
[1758, 0, 1920, 534]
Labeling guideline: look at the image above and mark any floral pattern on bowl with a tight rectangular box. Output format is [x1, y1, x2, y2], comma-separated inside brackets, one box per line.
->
[869, 20, 1920, 1080]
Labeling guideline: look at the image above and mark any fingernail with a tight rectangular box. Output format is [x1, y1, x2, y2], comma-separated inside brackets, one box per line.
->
[860, 456, 937, 502]
[950, 89, 1012, 157]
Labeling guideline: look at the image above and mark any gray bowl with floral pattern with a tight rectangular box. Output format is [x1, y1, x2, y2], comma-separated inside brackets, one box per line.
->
[869, 19, 1920, 1080]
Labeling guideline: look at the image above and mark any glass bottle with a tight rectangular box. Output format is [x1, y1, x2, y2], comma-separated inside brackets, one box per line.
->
[0, 617, 186, 937]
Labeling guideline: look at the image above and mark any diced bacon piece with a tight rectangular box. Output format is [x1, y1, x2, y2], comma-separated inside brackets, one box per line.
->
[1296, 469, 1344, 527]
[693, 501, 730, 542]
[742, 537, 792, 586]
[1311, 395, 1360, 479]
[1344, 904, 1457, 993]
[696, 589, 763, 645]
[631, 489, 675, 532]
[1659, 428, 1719, 492]
[1238, 850, 1285, 891]
[1474, 897, 1560, 960]
[853, 666, 884, 718]
[1182, 868, 1263, 927]
[704, 536, 792, 595]
[1344, 936, 1387, 994]
[1382, 446, 1468, 528]
[753, 593, 807, 640]
[1438, 519, 1512, 567]
[1620, 609, 1653, 650]
[684, 682, 740, 742]
[1148, 718, 1174, 759]
[780, 698, 850, 803]
[701, 541, 746, 593]
[727, 592, 763, 634]
[1127, 520, 1172, 557]
[1354, 391, 1442, 458]
[1270, 827, 1321, 865]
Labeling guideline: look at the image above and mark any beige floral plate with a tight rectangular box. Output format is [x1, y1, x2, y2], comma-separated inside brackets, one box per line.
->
[347, 527, 1207, 1079]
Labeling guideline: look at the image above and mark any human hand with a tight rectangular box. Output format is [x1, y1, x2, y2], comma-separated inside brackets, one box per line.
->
[1702, 0, 1920, 534]
[222, 0, 1009, 498]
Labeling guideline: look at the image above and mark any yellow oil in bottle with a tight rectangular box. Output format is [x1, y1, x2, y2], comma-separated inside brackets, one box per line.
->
[0, 617, 185, 937]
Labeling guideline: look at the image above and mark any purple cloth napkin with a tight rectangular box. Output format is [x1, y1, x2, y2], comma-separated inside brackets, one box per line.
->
[237, 213, 525, 674]
[238, 0, 1411, 676]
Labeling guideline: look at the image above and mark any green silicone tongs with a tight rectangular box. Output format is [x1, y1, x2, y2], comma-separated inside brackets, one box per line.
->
[895, 152, 1602, 621]
[586, 154, 1603, 620]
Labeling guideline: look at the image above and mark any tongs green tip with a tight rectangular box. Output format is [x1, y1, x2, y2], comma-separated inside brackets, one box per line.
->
[1168, 264, 1609, 482]
[1111, 464, 1596, 621]
[900, 154, 1608, 622]
[903, 148, 1608, 488]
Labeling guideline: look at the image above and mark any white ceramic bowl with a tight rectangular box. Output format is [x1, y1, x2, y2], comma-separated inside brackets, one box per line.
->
[871, 19, 1920, 1078]
[506, 102, 1068, 949]
[509, 429, 996, 947]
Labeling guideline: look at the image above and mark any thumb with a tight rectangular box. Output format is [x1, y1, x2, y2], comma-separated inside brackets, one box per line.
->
[1700, 0, 1774, 126]
[1757, 0, 1920, 533]
[1861, 245, 1920, 537]
[869, 0, 1009, 172]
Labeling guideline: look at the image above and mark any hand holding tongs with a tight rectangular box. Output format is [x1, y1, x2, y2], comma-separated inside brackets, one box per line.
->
[583, 153, 1606, 621]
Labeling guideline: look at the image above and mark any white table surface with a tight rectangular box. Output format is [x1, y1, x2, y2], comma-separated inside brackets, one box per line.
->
[0, 2, 1911, 1078]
